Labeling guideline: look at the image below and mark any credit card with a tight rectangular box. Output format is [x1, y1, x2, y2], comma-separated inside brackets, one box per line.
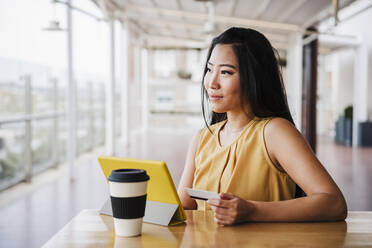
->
[185, 187, 220, 201]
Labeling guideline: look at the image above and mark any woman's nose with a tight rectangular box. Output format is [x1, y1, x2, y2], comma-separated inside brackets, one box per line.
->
[207, 74, 219, 89]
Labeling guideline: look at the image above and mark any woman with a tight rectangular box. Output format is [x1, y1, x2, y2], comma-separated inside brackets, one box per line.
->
[177, 27, 347, 225]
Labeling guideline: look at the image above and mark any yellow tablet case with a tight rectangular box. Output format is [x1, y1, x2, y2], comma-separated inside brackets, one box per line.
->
[98, 156, 186, 226]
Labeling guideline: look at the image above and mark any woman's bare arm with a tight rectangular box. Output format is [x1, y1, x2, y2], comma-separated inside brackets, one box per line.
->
[208, 118, 347, 224]
[249, 118, 348, 221]
[177, 130, 201, 210]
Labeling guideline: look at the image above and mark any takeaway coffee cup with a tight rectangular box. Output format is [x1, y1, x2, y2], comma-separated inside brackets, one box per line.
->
[108, 169, 150, 237]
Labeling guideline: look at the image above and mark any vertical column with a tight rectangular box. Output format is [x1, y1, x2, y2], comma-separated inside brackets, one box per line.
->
[106, 19, 116, 155]
[134, 45, 141, 132]
[286, 32, 303, 130]
[24, 75, 32, 182]
[353, 41, 368, 146]
[302, 28, 318, 152]
[66, 0, 76, 181]
[136, 45, 141, 86]
[101, 83, 105, 145]
[88, 81, 94, 151]
[121, 21, 130, 146]
[148, 49, 154, 79]
[353, 45, 369, 205]
[331, 53, 340, 122]
[141, 48, 148, 131]
[52, 77, 58, 167]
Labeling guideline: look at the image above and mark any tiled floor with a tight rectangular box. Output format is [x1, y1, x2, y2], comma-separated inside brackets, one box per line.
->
[317, 135, 372, 211]
[0, 127, 371, 248]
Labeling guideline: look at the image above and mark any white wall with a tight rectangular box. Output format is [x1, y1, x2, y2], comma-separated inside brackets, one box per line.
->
[331, 8, 372, 119]
[334, 50, 355, 116]
[286, 32, 303, 129]
[316, 6, 372, 137]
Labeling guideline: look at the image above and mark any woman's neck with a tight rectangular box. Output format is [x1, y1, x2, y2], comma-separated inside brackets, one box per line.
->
[225, 110, 254, 132]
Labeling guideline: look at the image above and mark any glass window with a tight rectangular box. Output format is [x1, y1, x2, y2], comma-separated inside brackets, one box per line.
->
[0, 58, 25, 119]
[32, 119, 54, 174]
[0, 122, 25, 190]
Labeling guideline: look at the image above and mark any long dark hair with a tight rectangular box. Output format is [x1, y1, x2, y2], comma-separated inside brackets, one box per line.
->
[201, 27, 294, 127]
[201, 27, 305, 198]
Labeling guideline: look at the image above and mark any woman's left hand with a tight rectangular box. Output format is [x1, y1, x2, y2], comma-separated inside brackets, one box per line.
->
[207, 192, 253, 225]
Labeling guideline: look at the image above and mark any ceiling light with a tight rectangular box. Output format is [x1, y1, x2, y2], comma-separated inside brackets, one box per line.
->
[42, 0, 66, 32]
[43, 20, 66, 32]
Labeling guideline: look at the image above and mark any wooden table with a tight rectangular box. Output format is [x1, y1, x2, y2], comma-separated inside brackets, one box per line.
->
[43, 210, 372, 247]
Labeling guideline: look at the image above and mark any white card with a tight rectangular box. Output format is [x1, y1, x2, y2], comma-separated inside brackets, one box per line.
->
[185, 187, 220, 201]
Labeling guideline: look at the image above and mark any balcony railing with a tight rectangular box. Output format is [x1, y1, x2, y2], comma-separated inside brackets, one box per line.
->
[0, 75, 105, 191]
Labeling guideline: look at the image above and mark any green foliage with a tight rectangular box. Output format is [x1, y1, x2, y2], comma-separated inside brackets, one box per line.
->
[344, 105, 353, 120]
[177, 70, 192, 80]
[278, 57, 287, 67]
[0, 151, 20, 179]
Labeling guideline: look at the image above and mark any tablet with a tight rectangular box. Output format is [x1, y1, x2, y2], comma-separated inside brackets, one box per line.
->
[98, 156, 186, 224]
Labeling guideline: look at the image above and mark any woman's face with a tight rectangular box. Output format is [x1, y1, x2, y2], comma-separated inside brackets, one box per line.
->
[204, 44, 242, 114]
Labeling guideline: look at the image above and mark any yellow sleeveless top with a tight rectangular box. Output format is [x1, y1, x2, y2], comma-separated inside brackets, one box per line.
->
[193, 117, 296, 210]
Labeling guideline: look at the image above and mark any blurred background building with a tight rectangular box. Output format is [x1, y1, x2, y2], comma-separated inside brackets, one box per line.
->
[0, 0, 372, 247]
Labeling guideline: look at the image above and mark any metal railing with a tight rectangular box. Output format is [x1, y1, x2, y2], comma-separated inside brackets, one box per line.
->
[0, 75, 105, 191]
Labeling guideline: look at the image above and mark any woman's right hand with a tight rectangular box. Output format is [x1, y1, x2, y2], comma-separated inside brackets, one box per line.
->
[207, 193, 254, 225]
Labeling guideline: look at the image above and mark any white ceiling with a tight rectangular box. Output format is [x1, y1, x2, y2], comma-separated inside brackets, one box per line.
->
[93, 0, 357, 49]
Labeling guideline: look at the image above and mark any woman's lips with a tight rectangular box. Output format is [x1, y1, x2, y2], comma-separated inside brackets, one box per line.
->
[209, 95, 223, 101]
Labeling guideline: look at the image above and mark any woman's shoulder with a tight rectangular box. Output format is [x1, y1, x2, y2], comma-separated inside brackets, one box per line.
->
[264, 117, 296, 133]
[262, 117, 301, 172]
[263, 117, 302, 147]
[248, 117, 287, 132]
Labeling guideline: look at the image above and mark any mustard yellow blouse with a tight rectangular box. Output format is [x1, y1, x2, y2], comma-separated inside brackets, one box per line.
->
[193, 117, 296, 210]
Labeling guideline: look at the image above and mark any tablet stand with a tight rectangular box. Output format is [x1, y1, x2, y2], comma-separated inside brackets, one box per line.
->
[100, 199, 184, 226]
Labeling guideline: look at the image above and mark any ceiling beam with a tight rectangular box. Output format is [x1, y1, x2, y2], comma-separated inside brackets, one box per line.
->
[277, 0, 306, 22]
[127, 4, 300, 32]
[144, 26, 208, 41]
[127, 19, 148, 39]
[301, 4, 333, 28]
[252, 0, 271, 19]
[174, 0, 191, 38]
[301, 0, 357, 28]
[145, 34, 207, 49]
[131, 17, 204, 32]
[147, 33, 205, 43]
[142, 24, 288, 48]
[129, 15, 290, 44]
[149, 0, 168, 33]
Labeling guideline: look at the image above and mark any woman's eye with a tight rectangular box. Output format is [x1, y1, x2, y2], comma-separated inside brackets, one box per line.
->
[206, 67, 211, 72]
[221, 70, 233, 75]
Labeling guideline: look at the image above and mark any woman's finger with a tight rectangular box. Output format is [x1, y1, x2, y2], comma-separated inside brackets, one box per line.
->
[214, 206, 233, 216]
[219, 192, 235, 200]
[214, 213, 233, 225]
[207, 199, 230, 208]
